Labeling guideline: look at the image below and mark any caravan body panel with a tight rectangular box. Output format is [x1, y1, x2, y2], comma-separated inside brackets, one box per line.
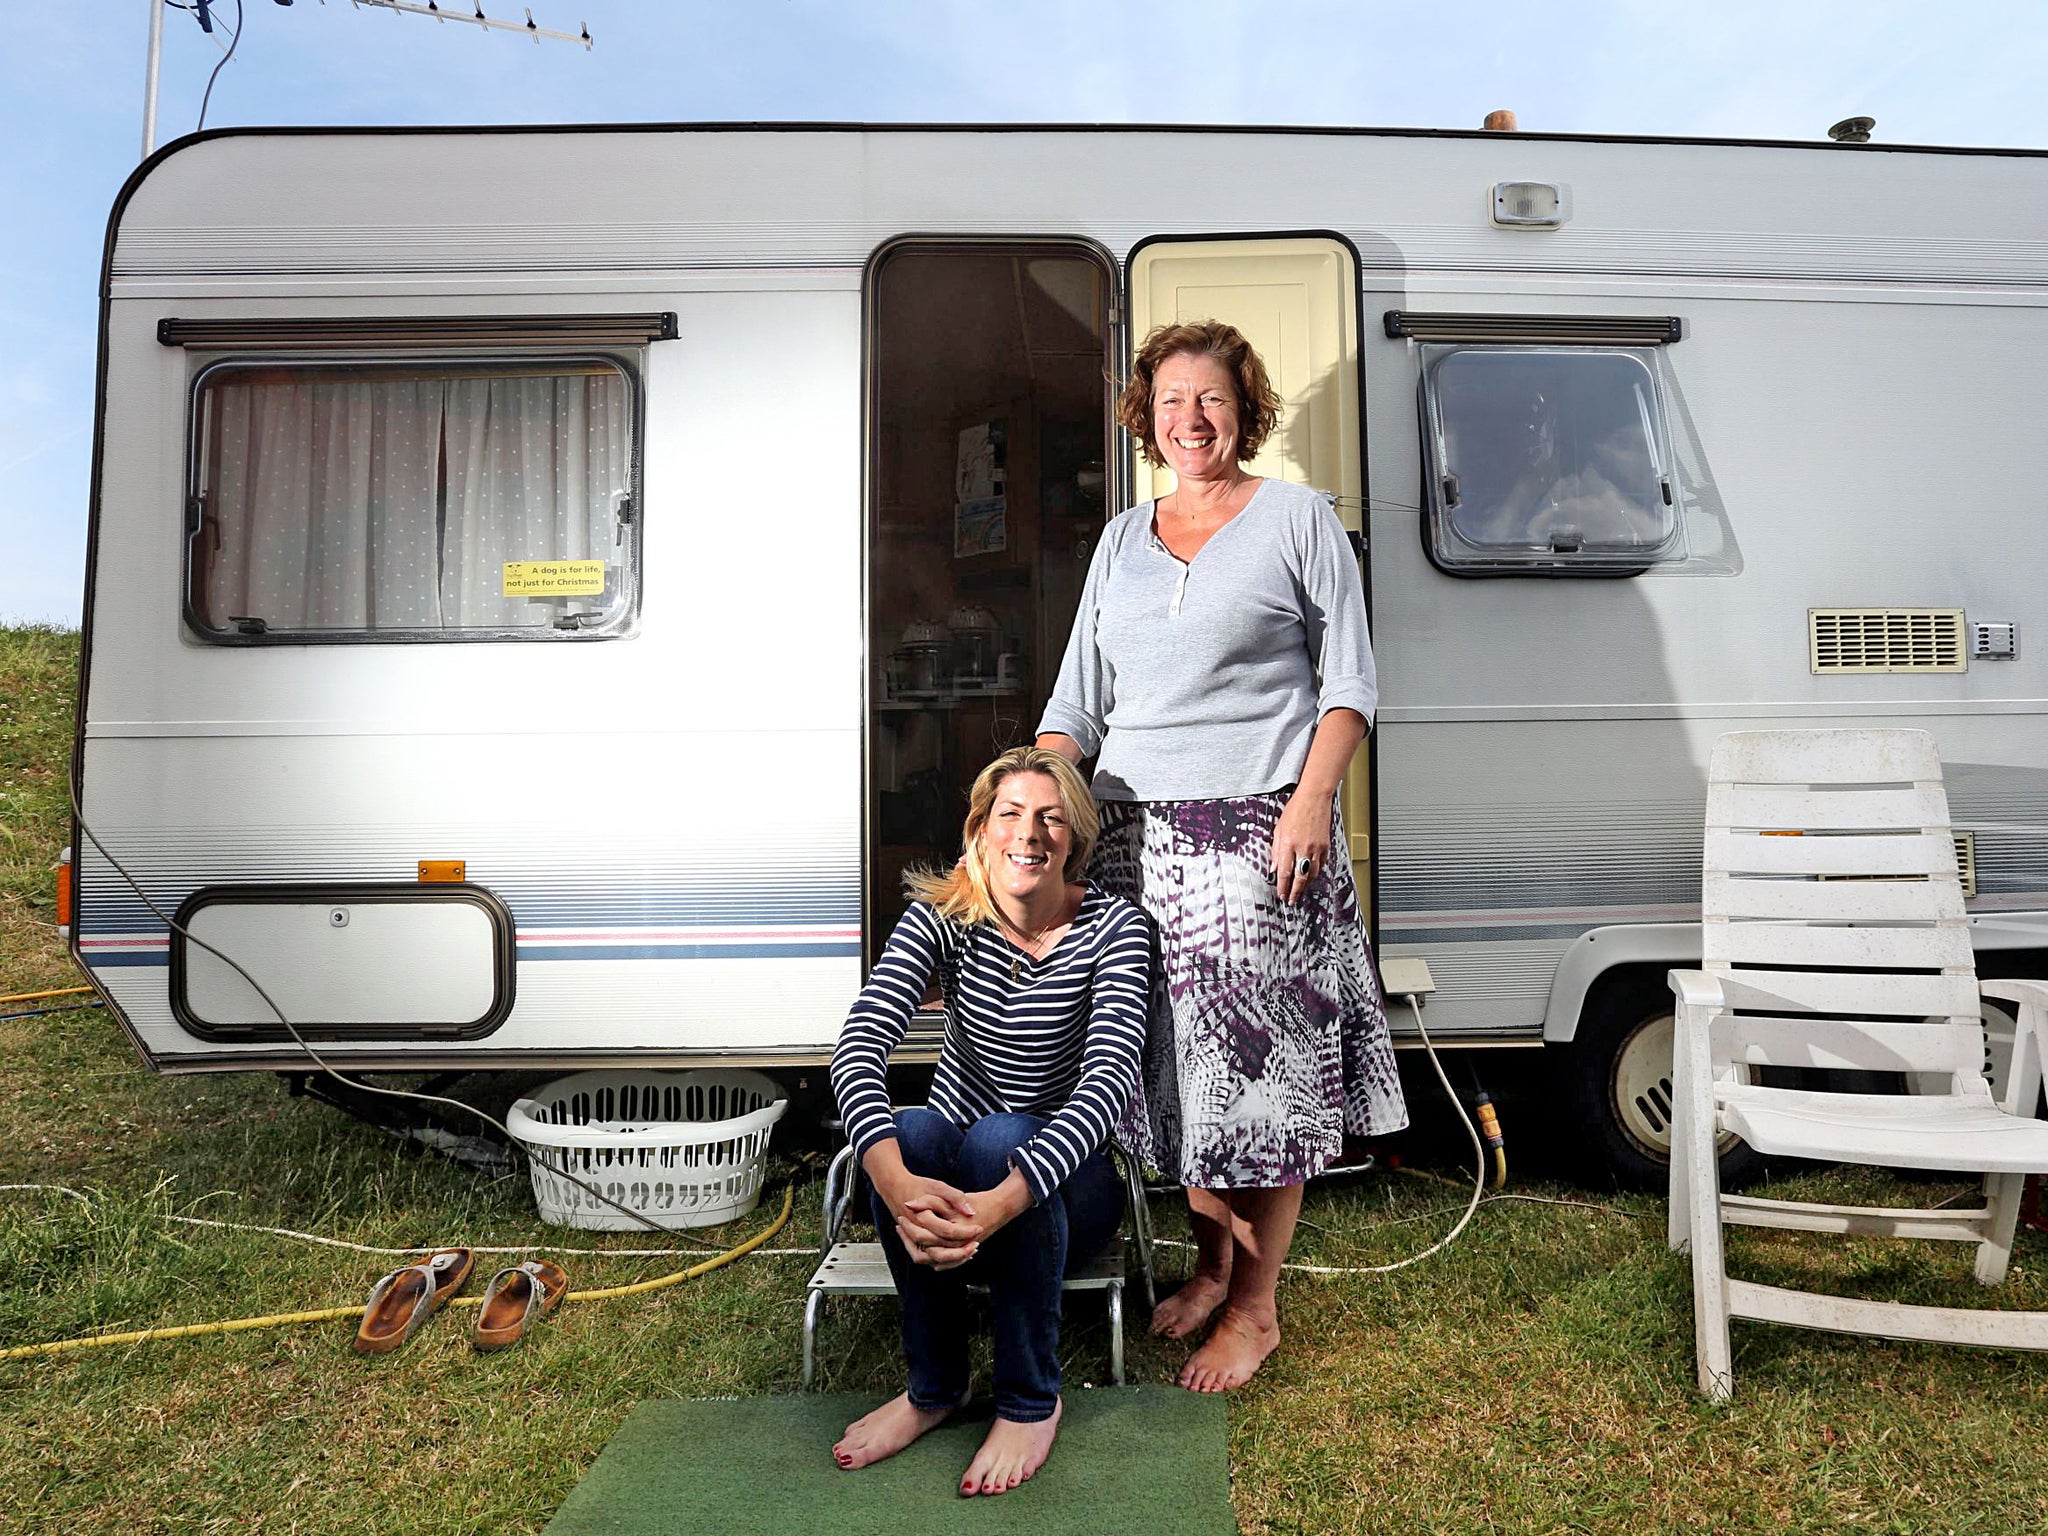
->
[78, 126, 2048, 1069]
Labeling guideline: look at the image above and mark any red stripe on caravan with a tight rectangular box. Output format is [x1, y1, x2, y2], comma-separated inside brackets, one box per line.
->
[517, 929, 861, 942]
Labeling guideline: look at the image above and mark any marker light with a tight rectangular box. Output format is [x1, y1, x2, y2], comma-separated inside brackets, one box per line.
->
[1492, 181, 1565, 228]
[419, 860, 467, 883]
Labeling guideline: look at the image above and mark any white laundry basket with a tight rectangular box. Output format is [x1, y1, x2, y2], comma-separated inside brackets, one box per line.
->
[508, 1068, 788, 1229]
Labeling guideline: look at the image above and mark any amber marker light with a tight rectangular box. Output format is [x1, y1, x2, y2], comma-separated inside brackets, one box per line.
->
[55, 848, 73, 934]
[418, 860, 467, 883]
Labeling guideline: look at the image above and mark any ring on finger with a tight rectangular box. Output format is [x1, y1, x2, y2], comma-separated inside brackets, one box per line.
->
[1294, 856, 1313, 877]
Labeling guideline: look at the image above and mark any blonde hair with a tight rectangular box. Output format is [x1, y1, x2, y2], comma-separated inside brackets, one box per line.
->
[904, 747, 1099, 927]
[1117, 319, 1285, 469]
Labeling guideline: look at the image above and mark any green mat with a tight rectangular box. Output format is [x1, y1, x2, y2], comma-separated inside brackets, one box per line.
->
[544, 1388, 1234, 1535]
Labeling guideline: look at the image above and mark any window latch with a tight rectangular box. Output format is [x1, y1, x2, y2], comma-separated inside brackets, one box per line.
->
[1441, 472, 1461, 508]
[552, 611, 603, 631]
[229, 615, 269, 635]
[1661, 477, 1674, 507]
[185, 493, 207, 535]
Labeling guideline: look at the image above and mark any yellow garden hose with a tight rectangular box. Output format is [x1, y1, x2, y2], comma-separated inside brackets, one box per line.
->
[559, 1185, 791, 1302]
[0, 985, 97, 1006]
[0, 1186, 790, 1363]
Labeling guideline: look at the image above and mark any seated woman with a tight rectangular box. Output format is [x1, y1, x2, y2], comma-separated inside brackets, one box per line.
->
[829, 746, 1151, 1497]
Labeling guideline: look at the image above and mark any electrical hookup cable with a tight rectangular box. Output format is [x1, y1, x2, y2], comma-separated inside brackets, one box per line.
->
[1153, 991, 1504, 1277]
[1319, 994, 1488, 1274]
[1251, 994, 1497, 1279]
[62, 769, 745, 1249]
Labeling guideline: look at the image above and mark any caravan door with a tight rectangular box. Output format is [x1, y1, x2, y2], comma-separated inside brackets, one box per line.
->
[1123, 236, 1372, 914]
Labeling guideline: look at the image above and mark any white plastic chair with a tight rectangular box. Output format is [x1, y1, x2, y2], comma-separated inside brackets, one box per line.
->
[1669, 728, 2048, 1400]
[801, 1140, 1155, 1389]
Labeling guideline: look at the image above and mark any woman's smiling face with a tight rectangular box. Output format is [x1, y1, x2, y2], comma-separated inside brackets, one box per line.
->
[1151, 351, 1243, 484]
[979, 770, 1074, 901]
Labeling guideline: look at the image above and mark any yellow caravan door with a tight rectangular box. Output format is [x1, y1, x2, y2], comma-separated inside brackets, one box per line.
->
[1125, 236, 1372, 908]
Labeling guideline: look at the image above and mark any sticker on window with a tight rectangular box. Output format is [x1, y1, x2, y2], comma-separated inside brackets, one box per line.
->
[502, 560, 607, 598]
[187, 358, 637, 639]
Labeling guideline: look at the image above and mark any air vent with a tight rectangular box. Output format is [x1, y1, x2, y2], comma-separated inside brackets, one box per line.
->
[1809, 608, 1968, 674]
[158, 312, 679, 350]
[1954, 830, 1977, 899]
[1384, 310, 1683, 345]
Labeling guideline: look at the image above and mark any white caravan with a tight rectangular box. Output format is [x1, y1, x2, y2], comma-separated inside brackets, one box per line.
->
[70, 124, 2048, 1183]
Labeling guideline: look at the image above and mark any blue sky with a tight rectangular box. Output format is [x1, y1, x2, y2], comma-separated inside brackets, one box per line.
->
[3, 0, 2044, 626]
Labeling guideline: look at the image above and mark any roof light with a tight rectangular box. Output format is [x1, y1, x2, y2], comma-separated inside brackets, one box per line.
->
[1493, 181, 1565, 229]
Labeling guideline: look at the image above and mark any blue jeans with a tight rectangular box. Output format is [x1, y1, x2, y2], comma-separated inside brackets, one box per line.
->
[871, 1108, 1125, 1424]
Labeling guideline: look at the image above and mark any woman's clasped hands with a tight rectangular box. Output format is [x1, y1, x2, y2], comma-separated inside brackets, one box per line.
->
[875, 1165, 1033, 1270]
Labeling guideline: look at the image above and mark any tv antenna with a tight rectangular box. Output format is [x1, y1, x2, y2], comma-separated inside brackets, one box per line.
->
[341, 0, 593, 49]
[140, 0, 594, 159]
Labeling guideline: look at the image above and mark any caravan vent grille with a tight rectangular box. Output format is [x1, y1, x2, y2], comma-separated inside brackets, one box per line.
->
[1954, 831, 1978, 900]
[1809, 609, 1968, 674]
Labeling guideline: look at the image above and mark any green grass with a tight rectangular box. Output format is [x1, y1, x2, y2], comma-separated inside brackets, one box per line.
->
[0, 624, 77, 995]
[5, 622, 2048, 1533]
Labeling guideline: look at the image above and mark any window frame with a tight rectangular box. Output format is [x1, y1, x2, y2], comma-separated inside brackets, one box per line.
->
[1416, 341, 1684, 579]
[181, 349, 646, 645]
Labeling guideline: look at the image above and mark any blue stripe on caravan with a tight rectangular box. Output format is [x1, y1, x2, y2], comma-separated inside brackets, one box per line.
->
[75, 901, 860, 932]
[518, 943, 859, 961]
[82, 953, 169, 967]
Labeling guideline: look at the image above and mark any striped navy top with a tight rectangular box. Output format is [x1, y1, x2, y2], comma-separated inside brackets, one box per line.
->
[831, 887, 1152, 1203]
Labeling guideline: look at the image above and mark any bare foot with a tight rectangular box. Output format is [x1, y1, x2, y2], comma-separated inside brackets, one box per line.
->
[958, 1399, 1062, 1496]
[1150, 1271, 1229, 1339]
[1179, 1306, 1280, 1393]
[833, 1391, 958, 1470]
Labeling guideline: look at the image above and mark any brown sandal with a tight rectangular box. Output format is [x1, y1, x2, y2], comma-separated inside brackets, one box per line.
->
[353, 1248, 475, 1355]
[472, 1259, 569, 1352]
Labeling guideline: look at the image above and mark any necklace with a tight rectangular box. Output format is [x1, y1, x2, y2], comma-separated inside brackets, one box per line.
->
[1160, 475, 1250, 524]
[997, 909, 1066, 981]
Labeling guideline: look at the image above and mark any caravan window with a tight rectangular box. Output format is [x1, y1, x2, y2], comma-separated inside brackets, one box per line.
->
[186, 358, 637, 640]
[1420, 345, 1680, 575]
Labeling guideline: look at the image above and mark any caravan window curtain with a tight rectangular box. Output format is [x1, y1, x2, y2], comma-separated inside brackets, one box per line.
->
[189, 359, 635, 639]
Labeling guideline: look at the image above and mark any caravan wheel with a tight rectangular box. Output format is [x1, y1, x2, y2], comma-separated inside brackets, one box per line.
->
[1560, 968, 1761, 1193]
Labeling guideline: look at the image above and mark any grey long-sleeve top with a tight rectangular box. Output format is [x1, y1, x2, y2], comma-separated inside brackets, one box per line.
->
[1038, 478, 1376, 802]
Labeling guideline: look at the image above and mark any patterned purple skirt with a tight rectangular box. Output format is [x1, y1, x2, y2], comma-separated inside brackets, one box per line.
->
[1090, 791, 1408, 1188]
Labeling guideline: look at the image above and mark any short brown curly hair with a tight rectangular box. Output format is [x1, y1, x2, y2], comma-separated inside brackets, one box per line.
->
[1117, 320, 1284, 468]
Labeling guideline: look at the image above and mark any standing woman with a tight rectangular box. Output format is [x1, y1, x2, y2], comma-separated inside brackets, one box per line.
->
[1036, 320, 1408, 1392]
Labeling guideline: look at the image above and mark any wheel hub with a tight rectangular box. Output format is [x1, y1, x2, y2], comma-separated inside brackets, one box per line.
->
[1608, 1010, 1741, 1162]
[1610, 1011, 1679, 1159]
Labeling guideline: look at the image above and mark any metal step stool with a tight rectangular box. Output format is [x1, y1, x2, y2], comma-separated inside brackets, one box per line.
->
[801, 1141, 1155, 1389]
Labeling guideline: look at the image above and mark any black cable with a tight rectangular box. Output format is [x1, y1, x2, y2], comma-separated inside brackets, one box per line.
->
[0, 1001, 107, 1024]
[67, 767, 727, 1246]
[193, 0, 243, 134]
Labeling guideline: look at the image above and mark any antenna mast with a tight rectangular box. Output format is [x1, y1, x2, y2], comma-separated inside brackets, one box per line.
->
[140, 0, 594, 161]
